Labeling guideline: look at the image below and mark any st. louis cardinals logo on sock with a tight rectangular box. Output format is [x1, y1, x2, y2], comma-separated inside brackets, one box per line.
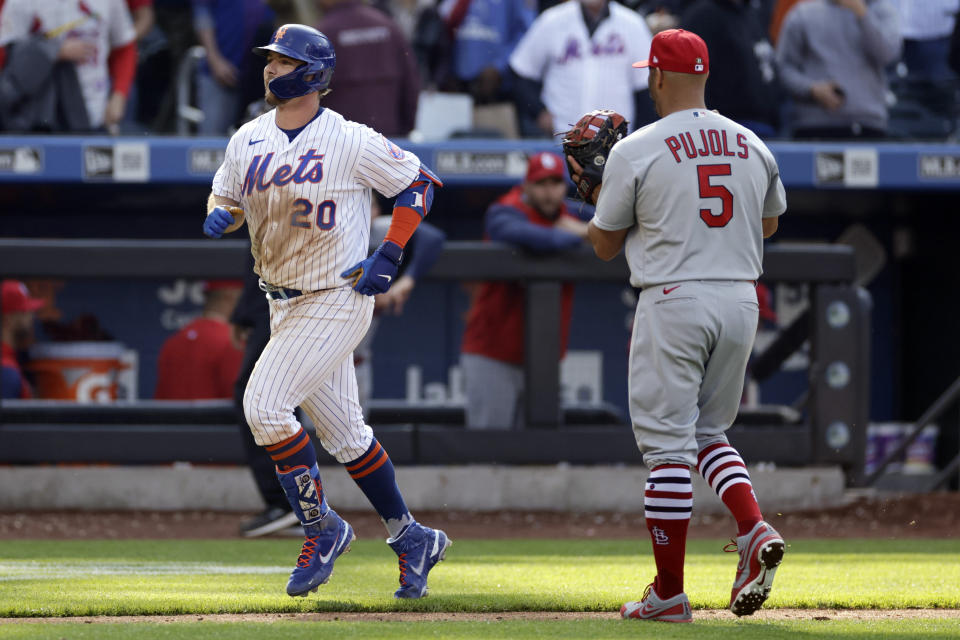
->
[652, 526, 670, 545]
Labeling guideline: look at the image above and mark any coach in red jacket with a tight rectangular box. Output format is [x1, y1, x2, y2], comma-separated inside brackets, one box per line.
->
[1, 280, 43, 399]
[460, 152, 589, 428]
[154, 280, 243, 400]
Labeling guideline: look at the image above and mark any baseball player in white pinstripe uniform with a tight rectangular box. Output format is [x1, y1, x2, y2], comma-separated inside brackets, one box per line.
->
[203, 24, 450, 599]
[570, 30, 787, 622]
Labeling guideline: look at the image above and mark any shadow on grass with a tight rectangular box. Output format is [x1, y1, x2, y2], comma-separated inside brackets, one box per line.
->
[448, 539, 960, 559]
[2, 619, 959, 640]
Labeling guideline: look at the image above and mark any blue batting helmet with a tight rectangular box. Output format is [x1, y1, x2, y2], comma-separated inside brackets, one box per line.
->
[253, 24, 336, 100]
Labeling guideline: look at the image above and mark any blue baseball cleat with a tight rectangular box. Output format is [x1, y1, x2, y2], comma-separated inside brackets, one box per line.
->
[387, 522, 451, 598]
[286, 508, 355, 597]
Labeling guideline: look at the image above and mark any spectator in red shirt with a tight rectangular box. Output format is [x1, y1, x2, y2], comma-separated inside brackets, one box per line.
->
[460, 152, 589, 428]
[1, 280, 44, 399]
[154, 280, 244, 400]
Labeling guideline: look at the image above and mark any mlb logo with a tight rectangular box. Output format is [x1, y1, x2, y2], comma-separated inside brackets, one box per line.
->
[694, 57, 703, 72]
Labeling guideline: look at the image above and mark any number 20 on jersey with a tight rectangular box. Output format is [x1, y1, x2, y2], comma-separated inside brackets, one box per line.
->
[290, 198, 336, 230]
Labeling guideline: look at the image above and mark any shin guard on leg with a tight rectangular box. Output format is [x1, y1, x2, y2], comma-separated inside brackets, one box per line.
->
[276, 463, 328, 526]
[266, 428, 327, 525]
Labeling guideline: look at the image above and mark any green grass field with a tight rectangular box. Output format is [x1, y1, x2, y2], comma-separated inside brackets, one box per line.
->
[1, 538, 958, 638]
[3, 619, 960, 640]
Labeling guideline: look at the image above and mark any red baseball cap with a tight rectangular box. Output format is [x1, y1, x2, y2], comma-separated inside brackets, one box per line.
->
[633, 29, 709, 75]
[526, 151, 565, 183]
[2, 280, 44, 314]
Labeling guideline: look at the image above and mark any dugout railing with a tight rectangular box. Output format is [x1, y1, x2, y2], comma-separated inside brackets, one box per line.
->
[0, 239, 870, 482]
[865, 374, 960, 491]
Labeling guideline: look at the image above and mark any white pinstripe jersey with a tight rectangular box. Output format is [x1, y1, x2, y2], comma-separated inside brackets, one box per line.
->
[213, 107, 422, 291]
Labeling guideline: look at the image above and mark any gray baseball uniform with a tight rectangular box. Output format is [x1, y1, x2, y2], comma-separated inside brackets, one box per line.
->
[592, 108, 786, 467]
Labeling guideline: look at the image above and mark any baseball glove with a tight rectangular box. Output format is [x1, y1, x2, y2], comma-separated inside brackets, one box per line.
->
[561, 109, 628, 201]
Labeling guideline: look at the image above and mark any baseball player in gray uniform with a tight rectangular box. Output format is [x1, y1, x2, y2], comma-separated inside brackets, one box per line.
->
[570, 29, 787, 622]
[202, 24, 449, 599]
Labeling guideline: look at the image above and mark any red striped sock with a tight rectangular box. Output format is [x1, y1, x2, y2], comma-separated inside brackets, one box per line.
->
[697, 442, 762, 536]
[644, 464, 692, 598]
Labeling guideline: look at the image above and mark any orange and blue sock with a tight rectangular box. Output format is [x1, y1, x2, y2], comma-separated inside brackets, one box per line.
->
[344, 438, 412, 539]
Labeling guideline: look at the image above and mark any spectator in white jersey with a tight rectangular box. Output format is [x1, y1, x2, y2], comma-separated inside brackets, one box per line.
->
[776, 0, 901, 139]
[509, 0, 656, 137]
[0, 0, 137, 132]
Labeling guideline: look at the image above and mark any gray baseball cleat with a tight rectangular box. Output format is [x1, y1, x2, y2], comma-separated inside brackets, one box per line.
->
[726, 520, 785, 616]
[621, 582, 693, 623]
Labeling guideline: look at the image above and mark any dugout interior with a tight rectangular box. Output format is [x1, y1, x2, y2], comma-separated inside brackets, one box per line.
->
[2, 137, 958, 488]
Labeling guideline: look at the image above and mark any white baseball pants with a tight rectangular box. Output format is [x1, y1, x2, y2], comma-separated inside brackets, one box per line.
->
[243, 286, 375, 463]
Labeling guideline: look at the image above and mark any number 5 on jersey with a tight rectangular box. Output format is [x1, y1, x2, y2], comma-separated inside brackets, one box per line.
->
[291, 198, 336, 230]
[697, 164, 733, 228]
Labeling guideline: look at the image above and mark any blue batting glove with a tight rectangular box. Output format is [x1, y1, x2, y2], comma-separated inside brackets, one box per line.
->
[340, 241, 403, 295]
[203, 206, 235, 239]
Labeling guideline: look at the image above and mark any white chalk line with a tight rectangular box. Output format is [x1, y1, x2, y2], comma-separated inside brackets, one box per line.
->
[0, 561, 288, 581]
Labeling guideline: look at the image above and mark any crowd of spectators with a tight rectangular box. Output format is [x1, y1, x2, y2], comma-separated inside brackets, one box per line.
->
[0, 0, 958, 139]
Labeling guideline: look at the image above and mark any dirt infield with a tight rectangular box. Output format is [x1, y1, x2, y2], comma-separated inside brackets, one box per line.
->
[2, 492, 959, 540]
[3, 610, 960, 625]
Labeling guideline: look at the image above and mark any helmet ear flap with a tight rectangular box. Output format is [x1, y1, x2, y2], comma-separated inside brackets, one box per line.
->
[267, 61, 335, 100]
